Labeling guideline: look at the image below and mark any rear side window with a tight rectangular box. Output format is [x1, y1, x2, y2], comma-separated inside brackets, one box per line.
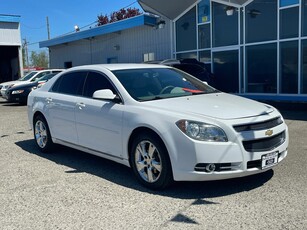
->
[83, 72, 116, 97]
[52, 71, 87, 96]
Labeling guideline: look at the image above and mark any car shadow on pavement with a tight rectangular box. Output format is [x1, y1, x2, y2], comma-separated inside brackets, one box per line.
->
[16, 139, 274, 199]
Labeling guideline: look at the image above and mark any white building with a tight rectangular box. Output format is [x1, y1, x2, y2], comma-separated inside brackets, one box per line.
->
[40, 15, 172, 68]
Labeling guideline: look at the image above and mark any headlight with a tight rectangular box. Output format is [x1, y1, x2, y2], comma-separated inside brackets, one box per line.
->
[12, 90, 24, 94]
[176, 120, 228, 142]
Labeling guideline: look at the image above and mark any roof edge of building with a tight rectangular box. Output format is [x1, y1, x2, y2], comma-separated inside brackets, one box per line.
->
[0, 14, 21, 23]
[39, 14, 157, 48]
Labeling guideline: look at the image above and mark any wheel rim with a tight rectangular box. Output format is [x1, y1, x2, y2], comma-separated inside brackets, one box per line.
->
[35, 120, 48, 148]
[134, 140, 162, 183]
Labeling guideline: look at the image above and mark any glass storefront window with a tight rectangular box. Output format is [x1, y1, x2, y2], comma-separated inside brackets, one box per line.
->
[199, 50, 211, 63]
[280, 7, 299, 39]
[280, 0, 299, 7]
[198, 0, 210, 23]
[213, 50, 239, 93]
[303, 0, 307, 37]
[198, 24, 211, 49]
[212, 2, 238, 47]
[245, 0, 277, 43]
[176, 7, 197, 52]
[302, 40, 307, 94]
[280, 41, 298, 94]
[176, 52, 197, 60]
[246, 43, 277, 93]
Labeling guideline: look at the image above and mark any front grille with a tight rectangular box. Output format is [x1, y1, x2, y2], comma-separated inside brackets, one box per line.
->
[233, 117, 283, 132]
[243, 131, 286, 152]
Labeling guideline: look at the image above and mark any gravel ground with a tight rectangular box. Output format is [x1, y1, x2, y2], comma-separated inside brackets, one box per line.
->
[0, 98, 306, 230]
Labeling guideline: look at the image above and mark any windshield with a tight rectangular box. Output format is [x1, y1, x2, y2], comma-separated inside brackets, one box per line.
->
[35, 73, 57, 82]
[112, 68, 219, 101]
[19, 71, 38, 81]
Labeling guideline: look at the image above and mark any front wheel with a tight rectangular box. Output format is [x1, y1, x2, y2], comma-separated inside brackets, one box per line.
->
[33, 115, 54, 153]
[130, 133, 173, 190]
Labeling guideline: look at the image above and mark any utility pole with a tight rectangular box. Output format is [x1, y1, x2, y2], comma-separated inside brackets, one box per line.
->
[22, 38, 29, 71]
[46, 16, 50, 40]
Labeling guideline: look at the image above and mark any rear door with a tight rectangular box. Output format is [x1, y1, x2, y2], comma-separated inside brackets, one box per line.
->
[47, 71, 86, 144]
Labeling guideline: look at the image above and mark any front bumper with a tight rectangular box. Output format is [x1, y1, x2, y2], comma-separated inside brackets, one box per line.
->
[170, 114, 289, 181]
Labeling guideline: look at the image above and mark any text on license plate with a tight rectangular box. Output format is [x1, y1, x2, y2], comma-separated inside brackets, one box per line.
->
[261, 151, 278, 169]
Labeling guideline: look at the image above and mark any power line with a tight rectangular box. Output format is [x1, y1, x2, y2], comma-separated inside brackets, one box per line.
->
[24, 1, 140, 46]
[21, 23, 46, 30]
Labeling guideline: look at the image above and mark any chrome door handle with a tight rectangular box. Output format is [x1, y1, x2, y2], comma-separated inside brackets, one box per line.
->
[46, 98, 53, 103]
[76, 102, 85, 109]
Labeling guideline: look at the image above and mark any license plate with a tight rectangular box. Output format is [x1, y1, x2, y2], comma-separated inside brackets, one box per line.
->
[261, 152, 278, 169]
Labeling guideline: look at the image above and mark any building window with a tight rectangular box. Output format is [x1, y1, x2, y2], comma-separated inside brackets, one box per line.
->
[280, 0, 299, 7]
[199, 50, 211, 63]
[280, 41, 298, 94]
[198, 24, 211, 49]
[245, 0, 277, 44]
[212, 2, 238, 47]
[198, 0, 210, 23]
[280, 7, 299, 39]
[176, 7, 197, 52]
[246, 43, 277, 93]
[176, 52, 197, 60]
[303, 0, 307, 37]
[213, 50, 239, 93]
[143, 53, 155, 62]
[302, 39, 307, 94]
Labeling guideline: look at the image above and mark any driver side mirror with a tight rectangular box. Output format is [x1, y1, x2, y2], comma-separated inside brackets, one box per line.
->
[93, 89, 120, 102]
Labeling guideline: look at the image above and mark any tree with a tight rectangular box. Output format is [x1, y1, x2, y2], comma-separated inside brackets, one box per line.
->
[30, 50, 49, 68]
[97, 7, 142, 26]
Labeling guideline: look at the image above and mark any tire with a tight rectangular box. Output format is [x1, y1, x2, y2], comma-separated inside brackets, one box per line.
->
[33, 115, 54, 153]
[130, 132, 173, 190]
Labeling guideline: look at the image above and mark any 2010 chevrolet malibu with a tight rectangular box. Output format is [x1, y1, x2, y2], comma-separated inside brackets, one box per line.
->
[27, 64, 288, 189]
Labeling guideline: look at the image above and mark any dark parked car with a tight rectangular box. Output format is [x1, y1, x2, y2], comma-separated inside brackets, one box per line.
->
[147, 59, 215, 85]
[5, 73, 58, 104]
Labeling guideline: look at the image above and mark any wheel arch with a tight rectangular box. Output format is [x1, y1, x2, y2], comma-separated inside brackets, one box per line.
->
[127, 127, 173, 168]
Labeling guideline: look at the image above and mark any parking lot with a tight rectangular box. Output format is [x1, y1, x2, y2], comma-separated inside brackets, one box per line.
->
[0, 97, 306, 230]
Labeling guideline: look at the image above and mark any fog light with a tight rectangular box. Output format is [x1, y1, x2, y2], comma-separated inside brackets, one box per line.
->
[205, 164, 216, 172]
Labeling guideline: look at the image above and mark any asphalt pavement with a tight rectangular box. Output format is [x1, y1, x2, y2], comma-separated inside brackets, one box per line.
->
[0, 98, 306, 230]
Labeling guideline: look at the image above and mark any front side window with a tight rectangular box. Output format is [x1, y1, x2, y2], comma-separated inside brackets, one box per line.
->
[83, 72, 116, 98]
[31, 71, 51, 82]
[19, 71, 38, 81]
[52, 71, 87, 96]
[112, 68, 218, 101]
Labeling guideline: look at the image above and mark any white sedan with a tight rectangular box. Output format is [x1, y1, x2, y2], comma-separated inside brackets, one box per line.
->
[27, 64, 288, 189]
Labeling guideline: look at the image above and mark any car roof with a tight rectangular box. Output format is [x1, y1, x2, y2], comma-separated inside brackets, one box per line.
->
[68, 64, 171, 72]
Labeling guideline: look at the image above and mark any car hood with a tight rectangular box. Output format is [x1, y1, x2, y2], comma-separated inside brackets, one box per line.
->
[0, 80, 21, 88]
[144, 93, 273, 120]
[10, 82, 37, 91]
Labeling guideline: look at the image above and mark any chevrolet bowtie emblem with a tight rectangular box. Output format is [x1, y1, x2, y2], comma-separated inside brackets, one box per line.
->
[265, 129, 273, 136]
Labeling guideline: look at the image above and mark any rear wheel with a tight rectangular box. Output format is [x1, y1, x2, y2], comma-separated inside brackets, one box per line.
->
[33, 115, 54, 153]
[130, 133, 173, 189]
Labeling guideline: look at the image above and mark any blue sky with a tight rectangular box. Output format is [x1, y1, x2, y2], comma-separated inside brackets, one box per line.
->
[1, 0, 141, 52]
